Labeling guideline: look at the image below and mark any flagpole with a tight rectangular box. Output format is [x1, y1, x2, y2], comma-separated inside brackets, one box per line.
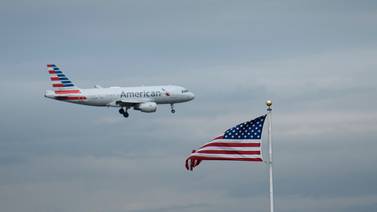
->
[266, 100, 274, 212]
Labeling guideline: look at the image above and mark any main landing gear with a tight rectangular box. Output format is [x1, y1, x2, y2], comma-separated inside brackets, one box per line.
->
[170, 104, 175, 114]
[119, 108, 129, 118]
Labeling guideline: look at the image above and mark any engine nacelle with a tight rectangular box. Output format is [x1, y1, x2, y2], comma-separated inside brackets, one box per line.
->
[135, 102, 157, 113]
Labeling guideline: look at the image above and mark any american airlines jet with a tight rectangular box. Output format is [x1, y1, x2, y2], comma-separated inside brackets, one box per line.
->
[44, 64, 195, 118]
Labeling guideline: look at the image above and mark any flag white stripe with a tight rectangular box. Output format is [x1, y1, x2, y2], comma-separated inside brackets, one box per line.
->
[198, 146, 261, 151]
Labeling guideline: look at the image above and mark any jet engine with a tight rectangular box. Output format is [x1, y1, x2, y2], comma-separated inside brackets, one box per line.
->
[135, 102, 157, 113]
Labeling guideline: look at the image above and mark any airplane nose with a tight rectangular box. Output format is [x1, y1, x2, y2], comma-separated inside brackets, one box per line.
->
[188, 92, 195, 100]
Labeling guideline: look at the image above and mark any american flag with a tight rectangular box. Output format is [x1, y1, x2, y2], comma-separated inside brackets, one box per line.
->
[185, 115, 267, 171]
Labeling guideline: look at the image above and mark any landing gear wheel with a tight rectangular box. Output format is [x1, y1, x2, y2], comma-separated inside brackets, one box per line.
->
[170, 104, 175, 114]
[119, 108, 125, 114]
[123, 112, 129, 118]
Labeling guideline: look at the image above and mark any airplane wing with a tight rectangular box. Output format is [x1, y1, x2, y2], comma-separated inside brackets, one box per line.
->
[107, 98, 151, 107]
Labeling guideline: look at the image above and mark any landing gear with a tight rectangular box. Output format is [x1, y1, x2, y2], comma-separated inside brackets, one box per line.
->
[119, 107, 129, 118]
[170, 104, 175, 113]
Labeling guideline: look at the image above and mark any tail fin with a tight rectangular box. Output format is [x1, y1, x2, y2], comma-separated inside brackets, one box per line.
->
[47, 64, 80, 91]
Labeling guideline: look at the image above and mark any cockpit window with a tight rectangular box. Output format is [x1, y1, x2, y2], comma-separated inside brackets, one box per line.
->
[182, 89, 189, 93]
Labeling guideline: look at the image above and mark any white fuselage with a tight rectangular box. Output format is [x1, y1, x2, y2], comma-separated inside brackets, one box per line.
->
[45, 85, 195, 107]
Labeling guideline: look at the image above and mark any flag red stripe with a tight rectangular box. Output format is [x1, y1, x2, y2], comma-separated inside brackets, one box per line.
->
[213, 135, 224, 140]
[50, 77, 60, 81]
[49, 70, 56, 74]
[202, 142, 260, 148]
[188, 156, 262, 162]
[197, 150, 261, 155]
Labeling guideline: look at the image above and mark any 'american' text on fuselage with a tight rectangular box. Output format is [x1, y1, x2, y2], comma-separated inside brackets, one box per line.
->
[120, 90, 162, 98]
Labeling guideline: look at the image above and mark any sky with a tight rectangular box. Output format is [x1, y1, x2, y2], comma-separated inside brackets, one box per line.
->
[1, 0, 377, 211]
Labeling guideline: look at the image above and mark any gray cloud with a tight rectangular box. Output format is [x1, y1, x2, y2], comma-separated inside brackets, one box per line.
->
[1, 0, 377, 212]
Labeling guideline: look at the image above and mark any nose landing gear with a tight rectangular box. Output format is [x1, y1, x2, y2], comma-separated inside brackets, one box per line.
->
[170, 104, 175, 113]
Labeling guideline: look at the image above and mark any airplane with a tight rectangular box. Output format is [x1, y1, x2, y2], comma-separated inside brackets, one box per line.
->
[44, 64, 195, 118]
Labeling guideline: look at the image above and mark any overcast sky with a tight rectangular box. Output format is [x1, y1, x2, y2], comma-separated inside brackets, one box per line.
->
[1, 0, 377, 212]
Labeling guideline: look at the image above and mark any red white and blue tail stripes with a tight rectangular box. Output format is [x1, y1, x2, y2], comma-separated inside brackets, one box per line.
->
[47, 64, 76, 88]
[46, 64, 83, 98]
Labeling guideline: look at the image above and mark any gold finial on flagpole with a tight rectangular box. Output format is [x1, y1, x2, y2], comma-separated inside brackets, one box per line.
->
[266, 100, 272, 111]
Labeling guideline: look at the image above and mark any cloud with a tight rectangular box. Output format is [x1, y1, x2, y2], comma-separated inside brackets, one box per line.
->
[1, 1, 377, 212]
